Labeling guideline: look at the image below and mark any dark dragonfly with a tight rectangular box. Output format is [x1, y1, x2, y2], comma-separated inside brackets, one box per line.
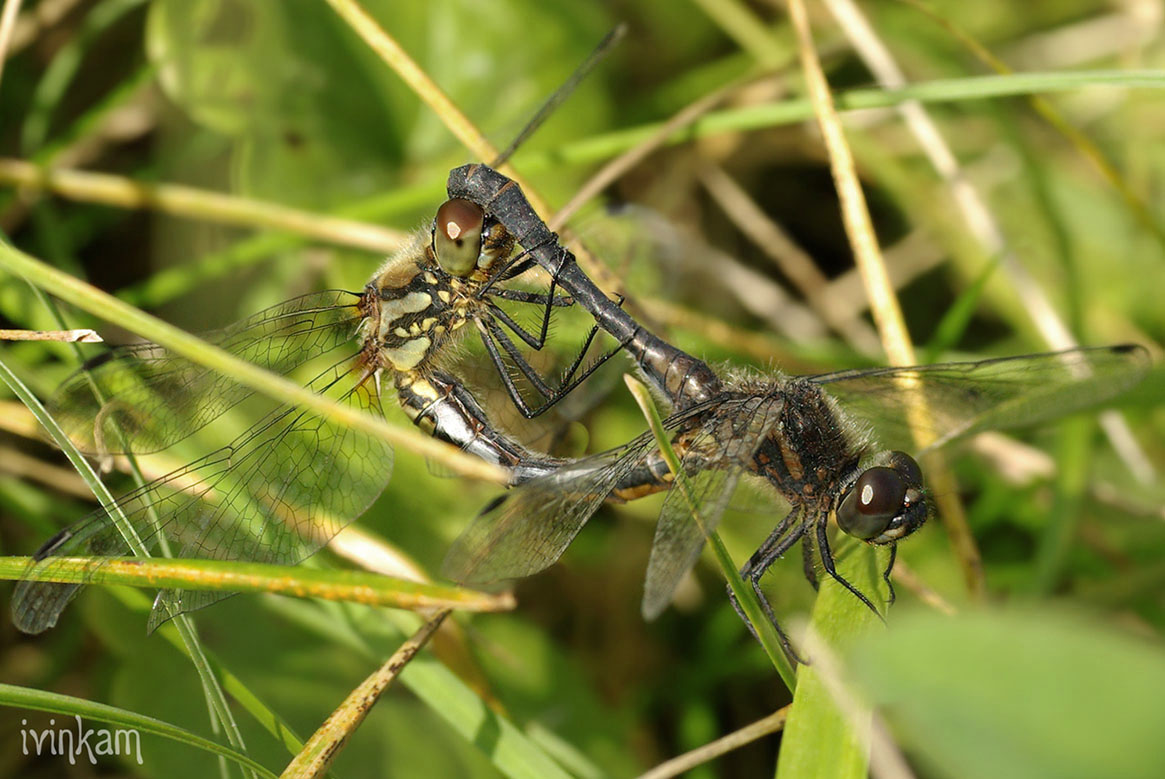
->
[444, 347, 1149, 650]
[12, 192, 613, 635]
[444, 164, 1151, 653]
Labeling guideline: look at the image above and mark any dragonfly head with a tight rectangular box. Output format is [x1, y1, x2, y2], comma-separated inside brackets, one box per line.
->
[432, 198, 514, 277]
[835, 450, 928, 545]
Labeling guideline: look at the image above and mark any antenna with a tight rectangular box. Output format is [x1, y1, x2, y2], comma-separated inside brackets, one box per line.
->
[490, 23, 627, 168]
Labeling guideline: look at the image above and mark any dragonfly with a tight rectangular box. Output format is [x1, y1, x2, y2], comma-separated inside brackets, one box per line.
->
[444, 163, 1152, 654]
[444, 346, 1150, 654]
[11, 28, 639, 636]
[11, 190, 624, 635]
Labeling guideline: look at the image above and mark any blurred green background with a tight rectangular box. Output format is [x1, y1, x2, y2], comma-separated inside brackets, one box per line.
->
[1, 1, 1164, 777]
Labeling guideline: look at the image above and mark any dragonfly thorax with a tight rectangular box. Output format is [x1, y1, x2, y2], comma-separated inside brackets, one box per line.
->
[362, 223, 514, 376]
[752, 379, 866, 504]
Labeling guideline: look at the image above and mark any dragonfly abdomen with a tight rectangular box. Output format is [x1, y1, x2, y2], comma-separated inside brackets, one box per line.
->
[395, 370, 561, 483]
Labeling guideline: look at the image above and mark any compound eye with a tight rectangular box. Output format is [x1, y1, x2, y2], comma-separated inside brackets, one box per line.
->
[837, 466, 908, 540]
[433, 198, 484, 276]
[886, 450, 923, 486]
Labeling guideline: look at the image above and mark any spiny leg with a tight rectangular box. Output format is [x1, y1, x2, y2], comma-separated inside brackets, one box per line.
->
[478, 231, 614, 355]
[490, 288, 574, 307]
[480, 238, 584, 352]
[496, 254, 540, 282]
[728, 507, 807, 665]
[476, 235, 562, 298]
[485, 300, 559, 350]
[815, 514, 886, 622]
[801, 530, 819, 591]
[476, 317, 625, 419]
[476, 235, 626, 417]
[882, 543, 898, 607]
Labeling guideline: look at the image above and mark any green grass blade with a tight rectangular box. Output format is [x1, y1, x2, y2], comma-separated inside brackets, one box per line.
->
[0, 682, 277, 778]
[267, 600, 575, 779]
[623, 375, 797, 689]
[776, 543, 886, 779]
[0, 555, 514, 613]
[851, 608, 1165, 779]
[518, 69, 1165, 170]
[109, 587, 312, 764]
[402, 648, 575, 779]
[0, 351, 254, 768]
[20, 0, 148, 154]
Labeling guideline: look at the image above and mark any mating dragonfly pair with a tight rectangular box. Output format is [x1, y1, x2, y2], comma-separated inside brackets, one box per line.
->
[13, 163, 1150, 660]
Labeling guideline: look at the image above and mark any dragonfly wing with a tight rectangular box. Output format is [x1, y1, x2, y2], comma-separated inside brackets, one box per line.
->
[51, 291, 362, 456]
[14, 357, 392, 634]
[441, 444, 639, 586]
[641, 468, 741, 620]
[442, 398, 725, 586]
[641, 394, 786, 620]
[811, 345, 1150, 454]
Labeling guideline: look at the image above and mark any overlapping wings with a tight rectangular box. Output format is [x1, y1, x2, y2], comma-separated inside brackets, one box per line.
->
[49, 291, 363, 456]
[445, 345, 1151, 621]
[812, 345, 1150, 454]
[14, 308, 393, 634]
[443, 392, 786, 621]
[641, 394, 785, 619]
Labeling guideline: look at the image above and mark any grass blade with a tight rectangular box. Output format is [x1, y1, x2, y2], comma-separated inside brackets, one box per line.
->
[0, 682, 277, 778]
[0, 556, 515, 613]
[623, 374, 797, 689]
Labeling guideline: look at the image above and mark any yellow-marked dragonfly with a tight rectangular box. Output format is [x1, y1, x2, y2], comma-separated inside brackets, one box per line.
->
[13, 27, 632, 636]
[12, 196, 617, 634]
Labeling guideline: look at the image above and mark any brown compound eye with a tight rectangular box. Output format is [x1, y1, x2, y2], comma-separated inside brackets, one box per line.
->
[836, 466, 908, 541]
[433, 198, 484, 276]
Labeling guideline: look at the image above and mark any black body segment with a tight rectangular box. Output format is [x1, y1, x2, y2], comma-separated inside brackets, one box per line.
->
[448, 164, 723, 409]
[446, 162, 1151, 663]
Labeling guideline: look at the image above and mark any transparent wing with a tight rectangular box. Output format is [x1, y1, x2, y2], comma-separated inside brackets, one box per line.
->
[641, 394, 785, 620]
[441, 399, 723, 586]
[440, 448, 628, 586]
[13, 357, 392, 634]
[50, 290, 363, 456]
[811, 345, 1150, 454]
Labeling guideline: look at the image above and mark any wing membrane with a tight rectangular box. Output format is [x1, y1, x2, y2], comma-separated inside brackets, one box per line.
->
[811, 345, 1149, 453]
[14, 357, 392, 634]
[51, 291, 362, 456]
[441, 399, 724, 586]
[641, 394, 785, 619]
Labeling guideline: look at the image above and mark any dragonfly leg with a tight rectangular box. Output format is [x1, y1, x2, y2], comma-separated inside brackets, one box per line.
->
[476, 317, 626, 419]
[483, 271, 560, 351]
[883, 543, 898, 607]
[490, 288, 574, 308]
[472, 231, 628, 419]
[815, 515, 886, 622]
[476, 232, 564, 302]
[450, 164, 724, 408]
[801, 532, 819, 591]
[728, 509, 807, 664]
[496, 254, 539, 282]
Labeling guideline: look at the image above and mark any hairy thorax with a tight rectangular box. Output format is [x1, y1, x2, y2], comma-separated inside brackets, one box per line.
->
[752, 379, 867, 506]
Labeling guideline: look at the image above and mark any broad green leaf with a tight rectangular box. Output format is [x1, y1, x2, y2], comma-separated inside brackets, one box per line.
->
[776, 542, 886, 779]
[851, 608, 1165, 779]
